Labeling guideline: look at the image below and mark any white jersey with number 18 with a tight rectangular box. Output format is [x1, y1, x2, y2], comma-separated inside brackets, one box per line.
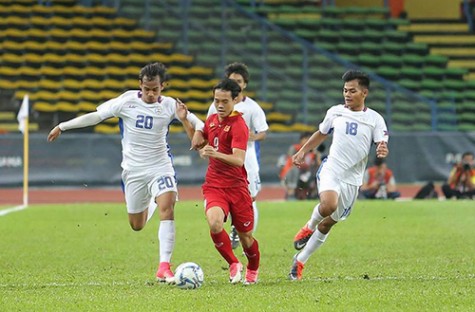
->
[319, 104, 389, 186]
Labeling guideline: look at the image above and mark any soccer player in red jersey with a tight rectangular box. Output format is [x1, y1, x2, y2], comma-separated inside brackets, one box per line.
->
[195, 78, 260, 285]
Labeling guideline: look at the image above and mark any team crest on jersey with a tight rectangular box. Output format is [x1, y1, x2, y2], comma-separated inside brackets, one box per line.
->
[223, 125, 230, 132]
[209, 122, 215, 128]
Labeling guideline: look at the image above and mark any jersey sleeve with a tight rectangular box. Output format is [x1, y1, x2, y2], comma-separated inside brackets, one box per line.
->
[251, 105, 269, 133]
[318, 106, 335, 135]
[96, 96, 124, 119]
[373, 114, 389, 143]
[207, 102, 216, 118]
[231, 119, 249, 151]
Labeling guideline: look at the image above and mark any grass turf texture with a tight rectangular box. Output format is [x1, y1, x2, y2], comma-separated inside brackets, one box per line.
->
[1, 200, 473, 311]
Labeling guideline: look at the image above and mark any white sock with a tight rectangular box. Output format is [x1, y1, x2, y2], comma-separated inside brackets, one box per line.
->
[158, 220, 175, 263]
[297, 229, 328, 264]
[147, 197, 158, 223]
[252, 201, 259, 233]
[306, 204, 323, 230]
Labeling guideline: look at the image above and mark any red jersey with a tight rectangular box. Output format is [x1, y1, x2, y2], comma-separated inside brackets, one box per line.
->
[203, 111, 249, 188]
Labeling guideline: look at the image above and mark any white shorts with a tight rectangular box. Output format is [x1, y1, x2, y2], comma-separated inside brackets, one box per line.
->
[121, 169, 178, 214]
[317, 168, 359, 222]
[247, 170, 261, 198]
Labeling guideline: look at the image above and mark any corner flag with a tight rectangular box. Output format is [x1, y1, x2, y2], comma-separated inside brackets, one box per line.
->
[17, 94, 29, 133]
[17, 94, 29, 206]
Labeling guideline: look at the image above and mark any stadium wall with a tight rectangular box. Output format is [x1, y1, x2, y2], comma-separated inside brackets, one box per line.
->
[1, 132, 474, 187]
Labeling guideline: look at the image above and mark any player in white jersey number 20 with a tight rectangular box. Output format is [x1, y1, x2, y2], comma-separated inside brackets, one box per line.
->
[47, 62, 205, 284]
[288, 70, 389, 280]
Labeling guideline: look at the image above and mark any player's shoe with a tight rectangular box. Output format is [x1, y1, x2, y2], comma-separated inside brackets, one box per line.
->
[229, 262, 243, 284]
[156, 262, 175, 284]
[243, 268, 259, 285]
[288, 254, 304, 281]
[229, 225, 240, 250]
[293, 225, 314, 250]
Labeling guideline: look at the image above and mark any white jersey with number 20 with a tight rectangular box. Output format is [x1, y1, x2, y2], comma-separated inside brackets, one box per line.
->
[319, 104, 389, 186]
[96, 90, 201, 172]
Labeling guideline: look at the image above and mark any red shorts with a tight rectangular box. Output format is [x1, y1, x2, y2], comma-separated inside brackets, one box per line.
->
[202, 185, 254, 233]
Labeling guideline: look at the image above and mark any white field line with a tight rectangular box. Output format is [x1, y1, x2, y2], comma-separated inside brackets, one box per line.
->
[0, 205, 27, 217]
[0, 275, 473, 288]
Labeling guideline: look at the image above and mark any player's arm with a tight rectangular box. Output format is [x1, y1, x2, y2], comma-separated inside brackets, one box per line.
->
[292, 131, 327, 167]
[47, 112, 104, 142]
[249, 131, 267, 142]
[200, 145, 245, 167]
[376, 141, 389, 158]
[175, 99, 205, 141]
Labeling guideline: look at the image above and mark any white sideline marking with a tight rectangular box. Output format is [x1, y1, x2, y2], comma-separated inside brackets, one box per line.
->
[0, 281, 131, 288]
[0, 205, 27, 217]
[0, 275, 473, 288]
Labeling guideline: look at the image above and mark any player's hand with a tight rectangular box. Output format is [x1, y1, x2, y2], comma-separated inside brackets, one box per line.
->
[376, 141, 388, 158]
[292, 151, 305, 167]
[191, 131, 206, 150]
[175, 98, 188, 121]
[47, 126, 61, 142]
[200, 144, 217, 158]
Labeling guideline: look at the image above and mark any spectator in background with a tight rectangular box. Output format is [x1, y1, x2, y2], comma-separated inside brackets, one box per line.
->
[360, 157, 400, 199]
[441, 151, 475, 199]
[279, 132, 321, 200]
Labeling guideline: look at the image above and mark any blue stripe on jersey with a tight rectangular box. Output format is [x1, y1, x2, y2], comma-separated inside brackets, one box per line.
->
[316, 157, 327, 181]
[255, 140, 261, 166]
[118, 117, 124, 138]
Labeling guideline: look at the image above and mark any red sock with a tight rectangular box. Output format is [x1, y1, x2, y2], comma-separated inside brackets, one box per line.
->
[210, 230, 239, 265]
[243, 239, 260, 271]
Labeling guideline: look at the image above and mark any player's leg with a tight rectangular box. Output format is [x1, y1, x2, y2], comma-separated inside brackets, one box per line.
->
[154, 191, 177, 283]
[150, 174, 178, 284]
[203, 187, 241, 283]
[293, 169, 338, 250]
[122, 169, 150, 231]
[232, 186, 260, 285]
[290, 182, 358, 280]
[248, 170, 261, 233]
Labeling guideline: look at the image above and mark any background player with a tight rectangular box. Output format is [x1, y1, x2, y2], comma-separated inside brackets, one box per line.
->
[197, 78, 261, 285]
[207, 62, 268, 249]
[288, 70, 389, 280]
[47, 62, 204, 284]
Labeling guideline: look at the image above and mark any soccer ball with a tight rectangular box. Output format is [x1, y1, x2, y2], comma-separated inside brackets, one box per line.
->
[174, 262, 204, 289]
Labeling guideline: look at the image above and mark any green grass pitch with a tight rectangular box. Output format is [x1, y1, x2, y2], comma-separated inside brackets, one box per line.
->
[1, 200, 474, 311]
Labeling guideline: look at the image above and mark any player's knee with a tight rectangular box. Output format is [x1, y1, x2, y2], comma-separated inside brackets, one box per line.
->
[318, 202, 337, 217]
[130, 222, 145, 231]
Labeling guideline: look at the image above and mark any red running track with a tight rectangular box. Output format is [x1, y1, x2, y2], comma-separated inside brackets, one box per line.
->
[0, 184, 424, 205]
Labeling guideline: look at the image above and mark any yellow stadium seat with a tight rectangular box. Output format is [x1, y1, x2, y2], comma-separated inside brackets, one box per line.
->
[56, 101, 79, 113]
[77, 101, 98, 112]
[82, 79, 103, 90]
[291, 123, 317, 132]
[269, 123, 294, 132]
[94, 124, 119, 134]
[37, 79, 59, 91]
[0, 79, 17, 89]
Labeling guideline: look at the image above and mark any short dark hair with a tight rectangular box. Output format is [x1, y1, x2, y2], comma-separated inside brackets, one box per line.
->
[213, 78, 242, 99]
[224, 62, 250, 84]
[139, 62, 168, 83]
[342, 70, 370, 89]
[462, 151, 474, 159]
